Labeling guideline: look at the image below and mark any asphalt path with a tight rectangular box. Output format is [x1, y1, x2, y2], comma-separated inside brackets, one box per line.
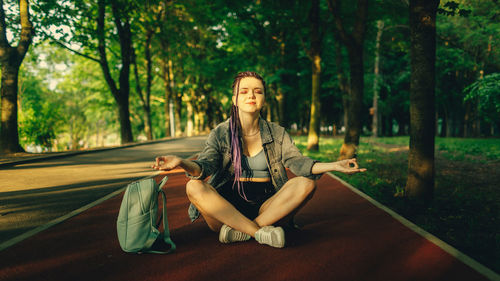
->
[0, 136, 206, 245]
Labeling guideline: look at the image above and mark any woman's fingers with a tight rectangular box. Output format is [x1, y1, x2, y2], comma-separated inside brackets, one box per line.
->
[152, 155, 180, 171]
[152, 156, 166, 170]
[345, 158, 366, 174]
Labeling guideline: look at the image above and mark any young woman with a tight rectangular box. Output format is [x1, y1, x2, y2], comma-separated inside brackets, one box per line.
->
[152, 71, 366, 248]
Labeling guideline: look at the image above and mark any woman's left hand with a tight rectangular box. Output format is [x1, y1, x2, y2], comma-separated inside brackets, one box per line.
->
[335, 158, 367, 174]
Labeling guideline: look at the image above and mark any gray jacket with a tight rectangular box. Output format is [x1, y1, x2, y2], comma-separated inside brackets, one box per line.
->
[187, 117, 321, 221]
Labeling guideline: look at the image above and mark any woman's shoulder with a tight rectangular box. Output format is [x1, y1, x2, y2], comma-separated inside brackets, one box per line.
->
[213, 119, 230, 131]
[262, 119, 284, 131]
[209, 119, 230, 137]
[261, 119, 287, 141]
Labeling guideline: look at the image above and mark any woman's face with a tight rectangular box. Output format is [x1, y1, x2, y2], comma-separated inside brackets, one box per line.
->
[233, 77, 265, 114]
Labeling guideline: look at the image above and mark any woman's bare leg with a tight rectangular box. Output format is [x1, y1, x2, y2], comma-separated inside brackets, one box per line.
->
[186, 180, 260, 237]
[254, 176, 316, 227]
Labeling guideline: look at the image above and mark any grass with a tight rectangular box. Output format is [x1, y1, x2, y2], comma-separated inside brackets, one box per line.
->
[371, 136, 500, 161]
[293, 135, 500, 273]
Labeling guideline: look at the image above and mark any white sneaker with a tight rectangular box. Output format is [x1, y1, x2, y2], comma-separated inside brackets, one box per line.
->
[219, 224, 251, 243]
[255, 226, 285, 248]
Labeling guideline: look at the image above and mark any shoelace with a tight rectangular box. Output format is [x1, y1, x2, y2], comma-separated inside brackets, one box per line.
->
[256, 226, 276, 244]
[230, 229, 250, 241]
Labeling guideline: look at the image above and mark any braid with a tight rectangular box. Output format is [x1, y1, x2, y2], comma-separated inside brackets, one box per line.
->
[230, 71, 266, 202]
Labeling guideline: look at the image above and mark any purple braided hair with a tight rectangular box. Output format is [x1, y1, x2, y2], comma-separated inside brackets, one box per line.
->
[230, 71, 266, 202]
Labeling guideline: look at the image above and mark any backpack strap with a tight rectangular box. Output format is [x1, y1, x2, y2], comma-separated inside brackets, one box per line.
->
[141, 176, 176, 254]
[158, 174, 169, 189]
[160, 188, 176, 252]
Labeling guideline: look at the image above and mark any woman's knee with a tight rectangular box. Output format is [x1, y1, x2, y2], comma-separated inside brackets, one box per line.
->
[293, 176, 316, 197]
[185, 180, 208, 202]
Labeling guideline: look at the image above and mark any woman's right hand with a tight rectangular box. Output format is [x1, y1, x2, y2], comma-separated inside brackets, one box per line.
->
[152, 155, 183, 171]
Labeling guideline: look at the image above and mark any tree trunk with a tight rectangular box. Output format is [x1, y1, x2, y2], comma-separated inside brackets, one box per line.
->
[405, 0, 439, 203]
[306, 0, 322, 151]
[116, 97, 133, 143]
[334, 39, 350, 137]
[132, 43, 153, 141]
[1, 63, 23, 153]
[276, 33, 286, 127]
[0, 0, 33, 154]
[372, 20, 384, 138]
[340, 44, 365, 159]
[162, 58, 174, 137]
[276, 81, 285, 126]
[307, 54, 321, 151]
[328, 0, 368, 160]
[144, 31, 154, 140]
[186, 98, 194, 137]
[463, 101, 471, 137]
[174, 93, 183, 136]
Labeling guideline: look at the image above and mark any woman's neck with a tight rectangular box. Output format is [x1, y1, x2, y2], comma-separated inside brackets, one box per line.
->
[238, 111, 260, 135]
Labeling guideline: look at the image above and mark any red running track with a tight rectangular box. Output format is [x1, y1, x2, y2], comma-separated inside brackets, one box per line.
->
[0, 172, 494, 281]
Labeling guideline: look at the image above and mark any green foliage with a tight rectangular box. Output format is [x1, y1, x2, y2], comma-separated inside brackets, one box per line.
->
[463, 73, 500, 123]
[11, 0, 500, 152]
[17, 42, 120, 151]
[438, 1, 471, 17]
[18, 50, 63, 150]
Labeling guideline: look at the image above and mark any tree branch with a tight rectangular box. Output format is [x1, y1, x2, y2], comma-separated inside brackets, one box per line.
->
[17, 0, 34, 58]
[145, 30, 153, 108]
[110, 0, 132, 94]
[97, 0, 119, 98]
[298, 34, 313, 60]
[42, 31, 100, 62]
[0, 0, 10, 49]
[132, 47, 146, 105]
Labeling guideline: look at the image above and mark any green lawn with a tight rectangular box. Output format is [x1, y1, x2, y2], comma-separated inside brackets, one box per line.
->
[369, 136, 500, 160]
[293, 135, 500, 273]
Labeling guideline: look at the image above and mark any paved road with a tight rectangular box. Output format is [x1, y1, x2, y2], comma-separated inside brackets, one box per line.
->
[0, 136, 206, 244]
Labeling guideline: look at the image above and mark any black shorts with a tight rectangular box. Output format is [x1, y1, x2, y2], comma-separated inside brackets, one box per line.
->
[218, 180, 276, 220]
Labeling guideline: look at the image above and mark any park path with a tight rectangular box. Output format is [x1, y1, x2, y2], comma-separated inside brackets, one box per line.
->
[0, 167, 497, 280]
[0, 136, 206, 245]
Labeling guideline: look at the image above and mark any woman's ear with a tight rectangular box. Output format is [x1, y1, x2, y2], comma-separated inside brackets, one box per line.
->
[232, 94, 236, 105]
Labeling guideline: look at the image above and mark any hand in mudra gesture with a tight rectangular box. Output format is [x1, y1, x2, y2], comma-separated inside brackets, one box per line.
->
[336, 158, 367, 174]
[152, 155, 182, 171]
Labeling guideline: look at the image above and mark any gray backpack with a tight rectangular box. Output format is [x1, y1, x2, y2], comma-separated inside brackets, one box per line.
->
[116, 175, 176, 254]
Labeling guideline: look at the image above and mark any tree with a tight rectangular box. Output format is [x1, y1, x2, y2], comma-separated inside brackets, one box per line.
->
[35, 0, 135, 144]
[0, 0, 34, 154]
[306, 0, 324, 151]
[131, 0, 163, 141]
[327, 0, 369, 159]
[96, 0, 133, 144]
[435, 0, 499, 137]
[405, 0, 439, 202]
[371, 20, 384, 137]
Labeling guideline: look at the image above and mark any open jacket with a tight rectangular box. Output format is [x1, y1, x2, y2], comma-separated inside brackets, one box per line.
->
[187, 117, 322, 221]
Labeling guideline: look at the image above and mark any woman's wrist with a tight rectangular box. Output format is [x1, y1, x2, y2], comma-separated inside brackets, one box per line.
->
[180, 159, 201, 177]
[312, 162, 339, 174]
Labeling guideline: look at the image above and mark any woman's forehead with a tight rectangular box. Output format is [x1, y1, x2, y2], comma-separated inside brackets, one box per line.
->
[239, 77, 263, 88]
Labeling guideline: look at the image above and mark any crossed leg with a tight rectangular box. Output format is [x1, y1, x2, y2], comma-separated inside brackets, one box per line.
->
[186, 176, 316, 237]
